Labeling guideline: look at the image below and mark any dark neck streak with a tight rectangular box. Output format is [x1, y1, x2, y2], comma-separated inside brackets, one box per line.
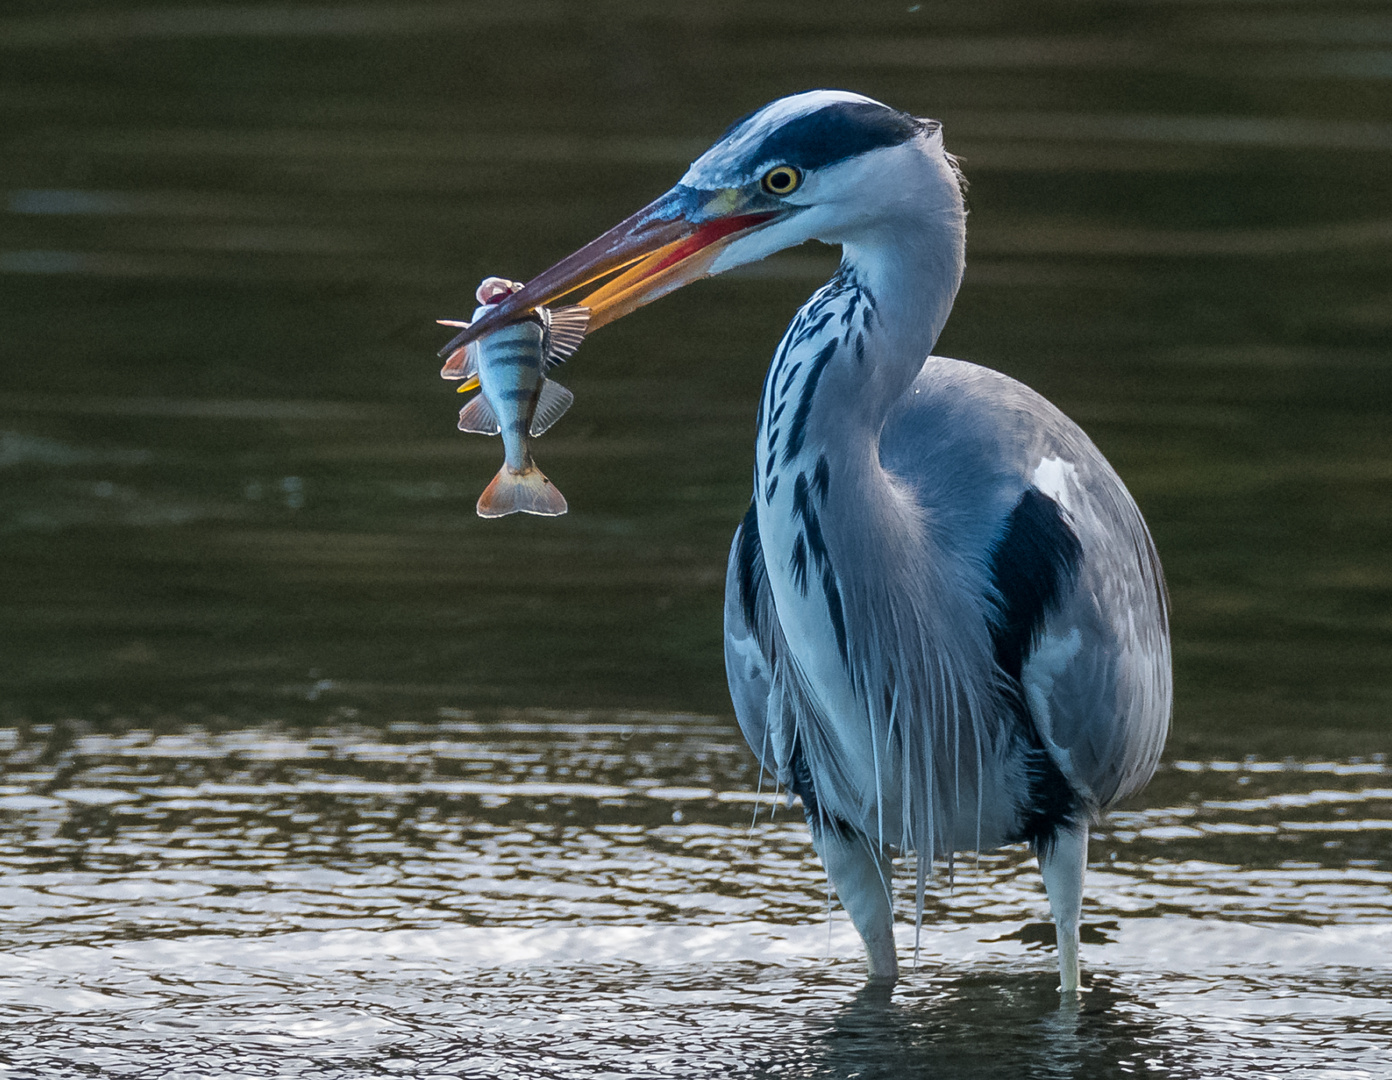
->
[757, 264, 878, 476]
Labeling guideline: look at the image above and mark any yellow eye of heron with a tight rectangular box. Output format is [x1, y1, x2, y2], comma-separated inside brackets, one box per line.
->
[761, 165, 802, 196]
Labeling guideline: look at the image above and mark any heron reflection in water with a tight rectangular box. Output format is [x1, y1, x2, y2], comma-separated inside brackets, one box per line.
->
[444, 91, 1171, 993]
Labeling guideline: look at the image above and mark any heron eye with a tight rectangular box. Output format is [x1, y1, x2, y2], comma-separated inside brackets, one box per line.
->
[761, 165, 802, 196]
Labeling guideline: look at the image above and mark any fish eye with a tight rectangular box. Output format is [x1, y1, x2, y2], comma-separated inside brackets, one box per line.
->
[761, 165, 802, 196]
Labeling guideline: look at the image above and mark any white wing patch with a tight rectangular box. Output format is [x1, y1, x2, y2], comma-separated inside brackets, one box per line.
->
[1021, 627, 1095, 804]
[1032, 456, 1078, 513]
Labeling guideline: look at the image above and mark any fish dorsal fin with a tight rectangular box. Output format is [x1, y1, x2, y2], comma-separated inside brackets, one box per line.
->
[529, 379, 574, 436]
[541, 305, 590, 366]
[441, 340, 479, 381]
[458, 393, 500, 436]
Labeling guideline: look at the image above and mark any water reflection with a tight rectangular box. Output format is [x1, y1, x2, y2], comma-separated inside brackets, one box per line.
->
[766, 973, 1188, 1080]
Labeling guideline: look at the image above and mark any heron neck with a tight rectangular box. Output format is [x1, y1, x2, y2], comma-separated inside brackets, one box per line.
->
[837, 215, 964, 420]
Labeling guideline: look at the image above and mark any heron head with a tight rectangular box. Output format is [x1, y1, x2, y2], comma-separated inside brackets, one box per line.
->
[442, 91, 963, 354]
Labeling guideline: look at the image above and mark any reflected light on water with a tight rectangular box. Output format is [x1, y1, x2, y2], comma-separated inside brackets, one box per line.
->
[1, 720, 1389, 1078]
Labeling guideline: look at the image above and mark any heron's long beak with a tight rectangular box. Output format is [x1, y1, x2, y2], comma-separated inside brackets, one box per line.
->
[438, 186, 782, 358]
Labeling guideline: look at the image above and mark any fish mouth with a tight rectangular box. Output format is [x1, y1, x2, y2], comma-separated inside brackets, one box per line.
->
[437, 185, 786, 357]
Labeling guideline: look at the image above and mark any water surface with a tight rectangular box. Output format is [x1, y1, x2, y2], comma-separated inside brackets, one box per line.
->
[3, 722, 1390, 1077]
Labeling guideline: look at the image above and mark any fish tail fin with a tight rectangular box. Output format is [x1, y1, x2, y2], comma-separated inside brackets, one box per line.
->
[476, 464, 567, 518]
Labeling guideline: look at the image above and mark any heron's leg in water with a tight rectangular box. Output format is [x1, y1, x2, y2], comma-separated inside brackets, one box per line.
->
[1039, 823, 1088, 994]
[813, 824, 898, 984]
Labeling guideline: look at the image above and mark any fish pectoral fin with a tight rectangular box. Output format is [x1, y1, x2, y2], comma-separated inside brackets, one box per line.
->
[477, 464, 567, 519]
[441, 341, 479, 381]
[529, 379, 574, 436]
[458, 393, 501, 435]
[542, 305, 590, 365]
[455, 375, 481, 393]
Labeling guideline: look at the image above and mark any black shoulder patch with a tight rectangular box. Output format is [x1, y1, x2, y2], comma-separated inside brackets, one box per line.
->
[752, 101, 923, 172]
[1015, 746, 1078, 856]
[736, 500, 766, 632]
[988, 487, 1086, 853]
[987, 487, 1083, 682]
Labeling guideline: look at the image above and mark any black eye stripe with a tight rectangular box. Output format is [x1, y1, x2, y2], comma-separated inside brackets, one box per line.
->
[750, 101, 923, 173]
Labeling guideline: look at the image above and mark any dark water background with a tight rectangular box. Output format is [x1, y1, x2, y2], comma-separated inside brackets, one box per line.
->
[1, 2, 1389, 1076]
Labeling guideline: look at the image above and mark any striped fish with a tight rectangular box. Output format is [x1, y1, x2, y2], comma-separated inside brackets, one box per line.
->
[438, 277, 589, 518]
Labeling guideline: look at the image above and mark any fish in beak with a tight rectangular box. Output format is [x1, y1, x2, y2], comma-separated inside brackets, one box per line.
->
[438, 185, 787, 361]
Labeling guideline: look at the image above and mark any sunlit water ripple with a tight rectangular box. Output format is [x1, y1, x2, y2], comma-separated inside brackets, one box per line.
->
[1, 718, 1389, 1078]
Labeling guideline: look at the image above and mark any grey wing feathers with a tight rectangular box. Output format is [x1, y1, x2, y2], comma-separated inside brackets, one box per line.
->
[884, 358, 1171, 816]
[723, 508, 781, 781]
[968, 371, 1172, 812]
[1027, 466, 1171, 810]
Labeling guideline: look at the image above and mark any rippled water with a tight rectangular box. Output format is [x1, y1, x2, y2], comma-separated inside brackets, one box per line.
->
[3, 0, 1391, 1075]
[2, 721, 1389, 1077]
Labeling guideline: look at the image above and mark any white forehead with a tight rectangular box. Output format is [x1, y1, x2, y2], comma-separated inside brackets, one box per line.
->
[681, 90, 890, 188]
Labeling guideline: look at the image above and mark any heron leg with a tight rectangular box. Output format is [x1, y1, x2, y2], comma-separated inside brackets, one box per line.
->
[813, 824, 898, 984]
[1039, 823, 1088, 995]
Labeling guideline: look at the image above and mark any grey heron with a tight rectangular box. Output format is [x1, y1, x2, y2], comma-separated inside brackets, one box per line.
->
[444, 90, 1172, 992]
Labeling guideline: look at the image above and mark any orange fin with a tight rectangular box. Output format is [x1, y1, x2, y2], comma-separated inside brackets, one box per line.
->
[476, 465, 567, 518]
[441, 341, 479, 381]
[458, 393, 500, 435]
